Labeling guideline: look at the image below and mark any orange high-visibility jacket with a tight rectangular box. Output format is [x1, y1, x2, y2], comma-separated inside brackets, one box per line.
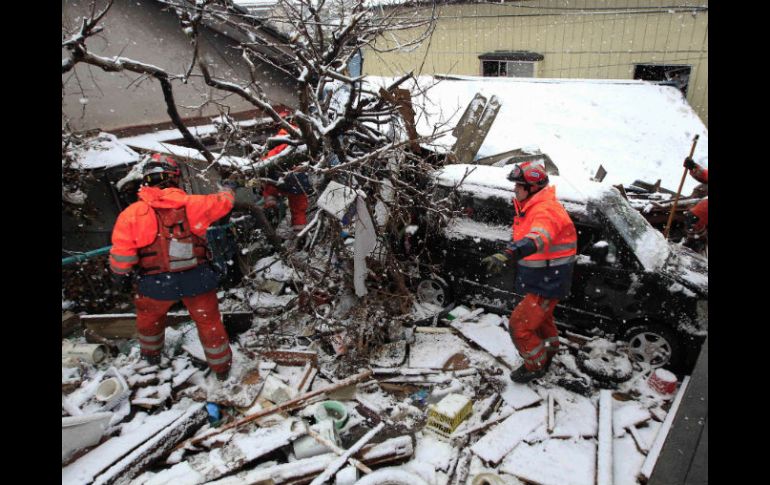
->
[109, 186, 234, 275]
[512, 185, 578, 264]
[511, 185, 578, 298]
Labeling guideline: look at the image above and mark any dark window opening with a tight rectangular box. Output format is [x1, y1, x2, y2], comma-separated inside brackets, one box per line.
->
[634, 64, 691, 97]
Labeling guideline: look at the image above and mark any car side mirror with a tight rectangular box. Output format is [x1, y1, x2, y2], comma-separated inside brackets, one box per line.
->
[588, 241, 609, 263]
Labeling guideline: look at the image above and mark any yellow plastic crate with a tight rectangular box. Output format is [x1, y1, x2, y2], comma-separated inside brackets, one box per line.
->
[426, 394, 472, 436]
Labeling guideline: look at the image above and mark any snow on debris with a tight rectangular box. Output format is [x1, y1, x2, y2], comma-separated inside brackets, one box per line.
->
[367, 75, 708, 193]
[68, 132, 141, 169]
[501, 437, 596, 485]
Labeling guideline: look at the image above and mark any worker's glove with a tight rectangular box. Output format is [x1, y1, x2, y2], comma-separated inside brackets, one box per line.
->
[110, 273, 133, 293]
[683, 157, 696, 170]
[232, 187, 256, 210]
[481, 253, 511, 273]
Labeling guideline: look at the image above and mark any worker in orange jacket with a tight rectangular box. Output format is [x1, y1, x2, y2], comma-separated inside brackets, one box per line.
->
[109, 154, 236, 380]
[482, 161, 578, 383]
[261, 115, 312, 232]
[683, 157, 708, 245]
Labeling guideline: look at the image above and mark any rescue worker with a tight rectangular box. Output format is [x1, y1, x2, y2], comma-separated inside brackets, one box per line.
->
[683, 157, 708, 249]
[261, 111, 311, 233]
[481, 161, 578, 383]
[109, 154, 235, 381]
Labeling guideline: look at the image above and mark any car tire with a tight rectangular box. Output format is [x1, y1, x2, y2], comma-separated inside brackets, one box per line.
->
[415, 276, 452, 308]
[623, 324, 681, 371]
[577, 345, 634, 385]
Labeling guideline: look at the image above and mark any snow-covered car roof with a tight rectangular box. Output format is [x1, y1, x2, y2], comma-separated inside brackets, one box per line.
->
[434, 164, 612, 205]
[365, 75, 708, 194]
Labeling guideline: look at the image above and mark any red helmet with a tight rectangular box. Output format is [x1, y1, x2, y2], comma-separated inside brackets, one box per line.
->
[507, 160, 548, 188]
[143, 153, 181, 186]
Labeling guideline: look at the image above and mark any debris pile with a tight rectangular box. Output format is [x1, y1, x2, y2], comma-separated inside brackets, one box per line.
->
[63, 301, 686, 485]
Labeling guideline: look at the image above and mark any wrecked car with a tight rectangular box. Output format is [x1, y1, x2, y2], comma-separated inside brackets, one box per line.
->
[414, 164, 707, 373]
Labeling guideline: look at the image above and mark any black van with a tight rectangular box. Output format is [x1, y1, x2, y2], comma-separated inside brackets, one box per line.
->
[414, 164, 708, 373]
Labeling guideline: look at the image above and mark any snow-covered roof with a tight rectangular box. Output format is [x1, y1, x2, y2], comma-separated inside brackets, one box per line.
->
[232, 0, 279, 17]
[367, 75, 708, 194]
[68, 133, 142, 170]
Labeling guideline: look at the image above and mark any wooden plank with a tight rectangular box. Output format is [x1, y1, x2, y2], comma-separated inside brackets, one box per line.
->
[260, 350, 318, 367]
[309, 422, 384, 485]
[62, 404, 190, 485]
[501, 439, 595, 485]
[81, 311, 253, 339]
[547, 392, 555, 434]
[597, 390, 614, 485]
[91, 403, 207, 485]
[628, 425, 649, 455]
[147, 418, 305, 484]
[62, 311, 81, 338]
[470, 405, 545, 464]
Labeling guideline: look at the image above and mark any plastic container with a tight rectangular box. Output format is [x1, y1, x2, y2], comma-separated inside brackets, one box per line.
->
[314, 400, 349, 430]
[648, 368, 678, 395]
[426, 393, 472, 439]
[62, 412, 113, 463]
[62, 341, 108, 364]
[293, 419, 339, 459]
[95, 367, 130, 411]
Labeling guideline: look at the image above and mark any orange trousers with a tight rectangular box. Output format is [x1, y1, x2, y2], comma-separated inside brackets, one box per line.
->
[263, 184, 309, 226]
[135, 290, 232, 374]
[508, 294, 560, 371]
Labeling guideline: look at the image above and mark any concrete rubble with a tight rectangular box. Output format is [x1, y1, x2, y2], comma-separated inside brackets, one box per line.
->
[63, 300, 683, 485]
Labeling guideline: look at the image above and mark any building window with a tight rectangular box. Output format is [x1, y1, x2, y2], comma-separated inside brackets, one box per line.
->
[634, 64, 691, 97]
[482, 60, 535, 78]
[479, 51, 543, 78]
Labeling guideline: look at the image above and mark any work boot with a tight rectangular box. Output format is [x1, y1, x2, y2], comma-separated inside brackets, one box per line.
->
[510, 364, 547, 384]
[215, 369, 230, 382]
[143, 353, 161, 366]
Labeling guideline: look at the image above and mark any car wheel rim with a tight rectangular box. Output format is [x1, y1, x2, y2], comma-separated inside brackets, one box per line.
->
[416, 279, 446, 306]
[628, 332, 672, 368]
